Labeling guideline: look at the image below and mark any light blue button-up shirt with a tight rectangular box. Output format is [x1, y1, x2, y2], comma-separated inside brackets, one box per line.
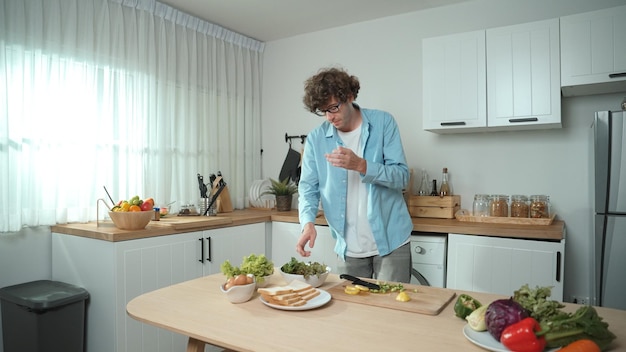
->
[298, 106, 413, 260]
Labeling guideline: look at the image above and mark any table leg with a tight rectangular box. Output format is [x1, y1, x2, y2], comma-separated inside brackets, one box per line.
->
[186, 337, 206, 352]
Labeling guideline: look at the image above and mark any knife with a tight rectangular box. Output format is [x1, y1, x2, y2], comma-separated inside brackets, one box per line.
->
[339, 274, 381, 290]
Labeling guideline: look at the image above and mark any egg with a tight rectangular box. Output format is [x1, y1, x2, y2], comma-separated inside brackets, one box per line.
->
[233, 274, 248, 286]
[246, 275, 254, 284]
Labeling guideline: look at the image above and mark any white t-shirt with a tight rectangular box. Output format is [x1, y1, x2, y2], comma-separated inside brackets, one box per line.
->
[337, 124, 378, 257]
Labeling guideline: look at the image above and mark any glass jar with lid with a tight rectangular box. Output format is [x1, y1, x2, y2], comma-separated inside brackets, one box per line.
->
[472, 194, 490, 217]
[510, 195, 529, 218]
[489, 195, 509, 217]
[529, 195, 550, 218]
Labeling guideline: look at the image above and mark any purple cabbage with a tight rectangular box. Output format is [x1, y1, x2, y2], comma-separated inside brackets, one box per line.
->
[485, 298, 529, 341]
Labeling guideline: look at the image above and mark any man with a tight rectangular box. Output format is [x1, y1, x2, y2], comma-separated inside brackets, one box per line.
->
[295, 67, 413, 283]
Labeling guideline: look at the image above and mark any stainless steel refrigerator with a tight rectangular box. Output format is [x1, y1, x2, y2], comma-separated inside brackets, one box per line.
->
[592, 110, 626, 310]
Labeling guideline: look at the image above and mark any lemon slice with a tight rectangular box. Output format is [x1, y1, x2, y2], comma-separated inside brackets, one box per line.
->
[395, 291, 411, 302]
[344, 286, 361, 295]
[354, 284, 370, 292]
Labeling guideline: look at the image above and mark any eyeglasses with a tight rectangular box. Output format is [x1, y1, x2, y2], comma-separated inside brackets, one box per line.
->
[314, 102, 342, 116]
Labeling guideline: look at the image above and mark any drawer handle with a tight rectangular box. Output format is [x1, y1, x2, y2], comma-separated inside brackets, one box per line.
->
[206, 237, 212, 262]
[556, 251, 561, 282]
[509, 117, 538, 123]
[608, 72, 626, 78]
[440, 121, 466, 126]
[199, 238, 204, 263]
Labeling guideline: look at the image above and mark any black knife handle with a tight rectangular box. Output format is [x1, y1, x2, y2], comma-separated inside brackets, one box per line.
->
[339, 274, 380, 290]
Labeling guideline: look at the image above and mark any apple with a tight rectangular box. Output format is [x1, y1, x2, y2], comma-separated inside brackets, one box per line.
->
[140, 201, 153, 211]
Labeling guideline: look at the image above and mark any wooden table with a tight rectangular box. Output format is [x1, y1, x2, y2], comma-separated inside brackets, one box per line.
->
[127, 273, 625, 352]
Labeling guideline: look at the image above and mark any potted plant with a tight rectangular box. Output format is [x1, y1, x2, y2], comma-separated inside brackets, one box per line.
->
[261, 178, 298, 211]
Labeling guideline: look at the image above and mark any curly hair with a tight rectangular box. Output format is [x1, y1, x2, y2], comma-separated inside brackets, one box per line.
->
[302, 67, 360, 113]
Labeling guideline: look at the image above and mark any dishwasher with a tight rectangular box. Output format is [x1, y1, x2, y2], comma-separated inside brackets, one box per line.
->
[410, 233, 447, 288]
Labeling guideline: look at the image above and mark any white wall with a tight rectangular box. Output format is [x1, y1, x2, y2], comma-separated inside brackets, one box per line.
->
[260, 0, 626, 303]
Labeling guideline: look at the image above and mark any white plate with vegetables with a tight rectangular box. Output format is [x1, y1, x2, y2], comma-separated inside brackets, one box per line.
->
[463, 325, 559, 352]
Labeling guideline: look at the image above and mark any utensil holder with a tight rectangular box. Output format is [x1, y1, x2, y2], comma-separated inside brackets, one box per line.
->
[199, 198, 217, 216]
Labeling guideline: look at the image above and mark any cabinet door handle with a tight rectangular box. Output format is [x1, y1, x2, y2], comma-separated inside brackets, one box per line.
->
[199, 238, 204, 263]
[608, 72, 626, 78]
[440, 121, 466, 126]
[206, 237, 212, 262]
[509, 117, 538, 123]
[556, 251, 561, 282]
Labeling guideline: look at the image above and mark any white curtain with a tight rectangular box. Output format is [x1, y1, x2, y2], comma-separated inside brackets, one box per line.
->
[0, 0, 263, 232]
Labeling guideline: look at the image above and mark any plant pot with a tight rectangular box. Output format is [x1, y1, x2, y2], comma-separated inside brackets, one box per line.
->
[275, 195, 293, 211]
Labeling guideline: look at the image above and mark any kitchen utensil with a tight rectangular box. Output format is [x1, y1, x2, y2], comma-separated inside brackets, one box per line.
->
[197, 173, 208, 198]
[339, 274, 380, 290]
[103, 186, 116, 206]
[203, 183, 225, 216]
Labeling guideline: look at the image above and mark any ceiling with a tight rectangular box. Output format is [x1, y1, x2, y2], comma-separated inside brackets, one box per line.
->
[159, 0, 473, 42]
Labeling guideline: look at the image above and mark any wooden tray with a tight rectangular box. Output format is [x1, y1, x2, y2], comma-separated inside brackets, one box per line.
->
[327, 280, 456, 316]
[456, 213, 555, 225]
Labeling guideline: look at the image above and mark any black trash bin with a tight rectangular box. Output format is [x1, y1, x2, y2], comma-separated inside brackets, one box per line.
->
[0, 280, 89, 352]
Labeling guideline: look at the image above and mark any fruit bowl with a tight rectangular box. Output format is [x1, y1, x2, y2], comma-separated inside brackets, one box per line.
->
[108, 211, 153, 230]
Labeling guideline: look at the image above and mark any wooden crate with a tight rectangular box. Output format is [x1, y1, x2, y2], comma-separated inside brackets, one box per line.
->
[408, 195, 461, 219]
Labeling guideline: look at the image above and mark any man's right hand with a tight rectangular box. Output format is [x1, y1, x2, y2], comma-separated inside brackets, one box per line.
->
[296, 222, 317, 257]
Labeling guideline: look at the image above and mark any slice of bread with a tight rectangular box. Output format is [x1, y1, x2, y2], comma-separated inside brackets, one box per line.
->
[259, 280, 318, 307]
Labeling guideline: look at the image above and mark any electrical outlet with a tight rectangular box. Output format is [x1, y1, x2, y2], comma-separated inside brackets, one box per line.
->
[571, 295, 590, 305]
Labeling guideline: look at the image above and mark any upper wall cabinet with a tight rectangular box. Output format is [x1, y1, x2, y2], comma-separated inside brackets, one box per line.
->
[423, 19, 561, 133]
[422, 30, 487, 132]
[560, 5, 626, 97]
[486, 18, 561, 130]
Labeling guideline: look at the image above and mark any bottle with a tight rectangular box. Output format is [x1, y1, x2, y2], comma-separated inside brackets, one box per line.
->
[430, 180, 438, 196]
[418, 169, 430, 196]
[439, 167, 450, 197]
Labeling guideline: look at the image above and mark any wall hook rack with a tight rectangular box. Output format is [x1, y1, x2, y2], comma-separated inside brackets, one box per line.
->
[285, 133, 307, 144]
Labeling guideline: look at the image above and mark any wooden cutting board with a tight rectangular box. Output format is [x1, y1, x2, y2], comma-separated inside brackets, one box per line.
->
[327, 279, 456, 316]
[151, 216, 232, 230]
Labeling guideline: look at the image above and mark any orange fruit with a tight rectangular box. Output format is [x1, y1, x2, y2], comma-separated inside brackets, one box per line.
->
[129, 205, 142, 212]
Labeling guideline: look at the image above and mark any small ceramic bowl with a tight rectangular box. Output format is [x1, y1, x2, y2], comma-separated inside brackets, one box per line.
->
[280, 267, 331, 288]
[220, 277, 256, 304]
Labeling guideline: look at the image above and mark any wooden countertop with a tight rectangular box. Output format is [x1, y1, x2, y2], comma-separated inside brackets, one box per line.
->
[126, 272, 624, 352]
[51, 209, 564, 242]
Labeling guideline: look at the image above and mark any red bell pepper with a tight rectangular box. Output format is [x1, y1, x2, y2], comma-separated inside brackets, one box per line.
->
[500, 317, 546, 352]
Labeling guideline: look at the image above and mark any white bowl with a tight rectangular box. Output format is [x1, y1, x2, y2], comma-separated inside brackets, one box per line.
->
[220, 278, 256, 304]
[279, 267, 331, 288]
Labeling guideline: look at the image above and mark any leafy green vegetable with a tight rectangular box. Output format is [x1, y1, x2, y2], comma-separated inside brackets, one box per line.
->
[220, 253, 274, 283]
[240, 254, 274, 283]
[280, 257, 327, 279]
[541, 306, 616, 350]
[512, 284, 616, 350]
[513, 284, 568, 322]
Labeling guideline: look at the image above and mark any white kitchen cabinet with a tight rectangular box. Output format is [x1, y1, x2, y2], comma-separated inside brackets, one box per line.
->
[446, 233, 564, 300]
[422, 30, 487, 132]
[560, 5, 626, 96]
[486, 18, 561, 130]
[422, 18, 561, 133]
[270, 221, 339, 270]
[52, 223, 265, 352]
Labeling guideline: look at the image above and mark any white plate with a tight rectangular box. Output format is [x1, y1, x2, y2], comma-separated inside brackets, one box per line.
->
[462, 325, 557, 352]
[259, 289, 331, 311]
